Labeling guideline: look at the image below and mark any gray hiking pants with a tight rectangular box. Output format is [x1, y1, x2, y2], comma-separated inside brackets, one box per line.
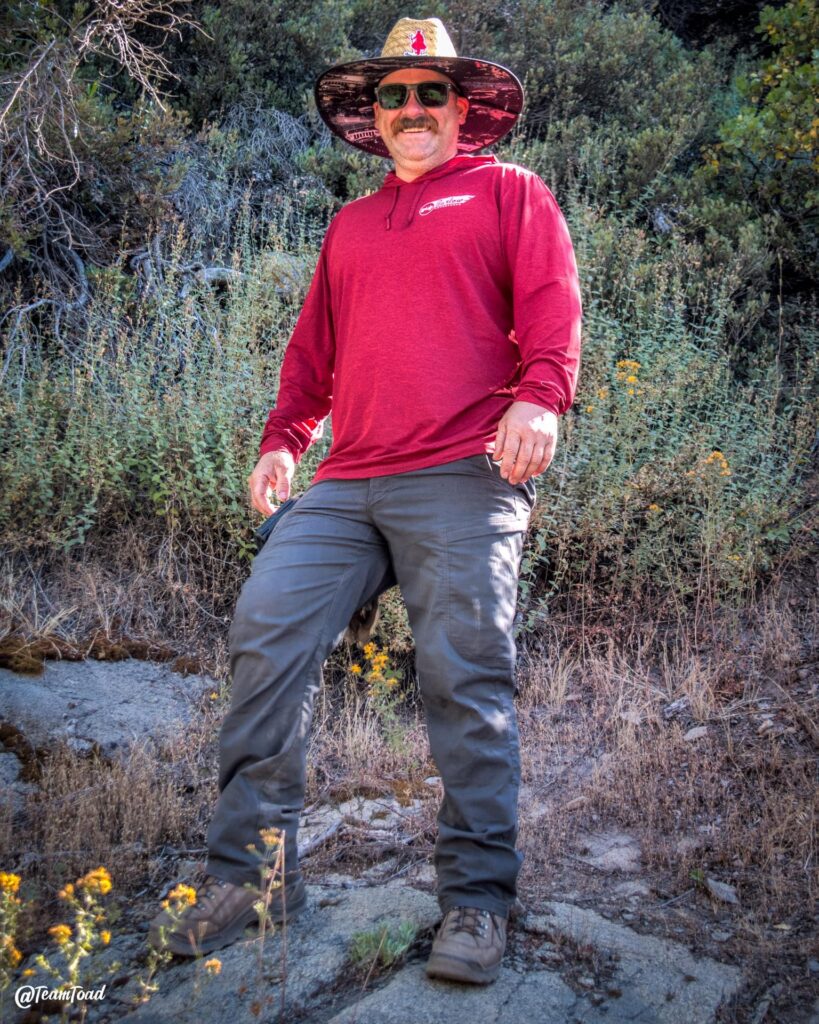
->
[206, 453, 536, 919]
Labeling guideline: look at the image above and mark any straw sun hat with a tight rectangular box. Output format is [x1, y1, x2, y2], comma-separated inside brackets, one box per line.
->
[314, 17, 524, 158]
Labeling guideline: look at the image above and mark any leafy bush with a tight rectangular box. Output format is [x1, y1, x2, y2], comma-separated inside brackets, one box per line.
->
[516, 196, 816, 621]
[0, 213, 328, 558]
[696, 0, 818, 279]
[171, 0, 358, 122]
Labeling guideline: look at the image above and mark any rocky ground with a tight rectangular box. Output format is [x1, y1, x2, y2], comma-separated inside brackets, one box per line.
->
[1, 658, 817, 1024]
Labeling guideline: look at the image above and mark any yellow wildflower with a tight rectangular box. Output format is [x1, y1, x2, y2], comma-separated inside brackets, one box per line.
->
[204, 958, 222, 975]
[585, 404, 594, 413]
[3, 942, 22, 967]
[626, 374, 638, 383]
[77, 867, 112, 896]
[209, 691, 219, 700]
[627, 387, 635, 396]
[166, 883, 197, 907]
[363, 642, 376, 659]
[647, 504, 661, 512]
[22, 968, 36, 977]
[259, 827, 282, 848]
[597, 387, 608, 400]
[350, 664, 362, 675]
[58, 883, 75, 900]
[0, 872, 21, 895]
[48, 924, 72, 946]
[100, 930, 111, 945]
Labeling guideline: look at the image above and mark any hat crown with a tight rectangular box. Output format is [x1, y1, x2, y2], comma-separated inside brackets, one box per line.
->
[380, 18, 458, 59]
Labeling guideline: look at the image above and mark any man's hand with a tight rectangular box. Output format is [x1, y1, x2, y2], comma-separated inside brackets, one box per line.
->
[492, 401, 558, 485]
[248, 449, 295, 516]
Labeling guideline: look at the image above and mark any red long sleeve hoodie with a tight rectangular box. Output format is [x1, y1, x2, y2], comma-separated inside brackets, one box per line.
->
[260, 154, 582, 483]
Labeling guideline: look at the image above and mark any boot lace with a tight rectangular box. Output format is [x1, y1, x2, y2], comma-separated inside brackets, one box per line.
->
[448, 906, 491, 939]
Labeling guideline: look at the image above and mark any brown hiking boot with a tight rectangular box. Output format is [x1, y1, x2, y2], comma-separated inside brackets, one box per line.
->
[425, 906, 508, 984]
[148, 874, 307, 957]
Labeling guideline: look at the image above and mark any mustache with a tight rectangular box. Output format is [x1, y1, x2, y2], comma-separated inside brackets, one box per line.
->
[394, 116, 437, 134]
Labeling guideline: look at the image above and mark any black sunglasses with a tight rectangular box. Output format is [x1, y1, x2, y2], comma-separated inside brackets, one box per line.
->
[374, 81, 460, 110]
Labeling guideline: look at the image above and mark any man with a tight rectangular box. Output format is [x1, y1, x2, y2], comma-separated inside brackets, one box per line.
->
[149, 17, 581, 986]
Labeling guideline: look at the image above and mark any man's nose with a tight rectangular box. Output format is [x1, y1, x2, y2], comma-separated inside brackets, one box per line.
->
[403, 88, 427, 116]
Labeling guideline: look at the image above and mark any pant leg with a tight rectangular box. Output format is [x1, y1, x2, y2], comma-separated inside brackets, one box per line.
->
[206, 478, 393, 887]
[372, 454, 535, 918]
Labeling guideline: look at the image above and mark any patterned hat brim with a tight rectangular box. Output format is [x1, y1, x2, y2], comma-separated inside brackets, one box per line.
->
[314, 56, 524, 158]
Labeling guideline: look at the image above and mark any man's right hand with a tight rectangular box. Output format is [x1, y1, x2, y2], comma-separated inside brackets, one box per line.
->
[248, 449, 295, 516]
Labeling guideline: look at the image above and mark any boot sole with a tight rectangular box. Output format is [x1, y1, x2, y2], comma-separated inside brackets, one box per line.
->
[425, 951, 501, 985]
[151, 885, 308, 957]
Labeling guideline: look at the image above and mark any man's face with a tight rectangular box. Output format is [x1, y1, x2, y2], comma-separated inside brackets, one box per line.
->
[373, 68, 469, 181]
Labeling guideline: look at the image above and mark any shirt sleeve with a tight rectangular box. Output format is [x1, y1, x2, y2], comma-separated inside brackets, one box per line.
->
[499, 167, 582, 415]
[259, 222, 337, 462]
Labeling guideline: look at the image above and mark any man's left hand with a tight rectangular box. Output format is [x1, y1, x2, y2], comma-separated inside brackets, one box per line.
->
[492, 401, 558, 485]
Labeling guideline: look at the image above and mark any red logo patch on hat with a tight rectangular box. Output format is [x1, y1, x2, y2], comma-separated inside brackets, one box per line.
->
[409, 30, 427, 55]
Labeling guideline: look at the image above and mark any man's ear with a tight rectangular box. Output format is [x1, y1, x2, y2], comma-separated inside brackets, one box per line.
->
[456, 96, 469, 124]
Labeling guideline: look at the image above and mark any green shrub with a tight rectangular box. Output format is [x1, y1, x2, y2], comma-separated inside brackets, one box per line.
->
[516, 199, 816, 621]
[0, 219, 326, 558]
[695, 0, 818, 279]
[172, 0, 358, 122]
[349, 921, 416, 968]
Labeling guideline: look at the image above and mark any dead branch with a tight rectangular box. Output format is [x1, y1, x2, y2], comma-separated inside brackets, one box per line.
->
[75, 0, 200, 108]
[0, 0, 200, 319]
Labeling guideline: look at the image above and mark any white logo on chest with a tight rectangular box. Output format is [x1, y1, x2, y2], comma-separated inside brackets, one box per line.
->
[418, 194, 475, 216]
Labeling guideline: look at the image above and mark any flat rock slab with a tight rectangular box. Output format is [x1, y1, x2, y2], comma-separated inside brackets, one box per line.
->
[327, 963, 579, 1024]
[575, 830, 642, 872]
[119, 885, 440, 1023]
[526, 902, 743, 1023]
[0, 660, 214, 756]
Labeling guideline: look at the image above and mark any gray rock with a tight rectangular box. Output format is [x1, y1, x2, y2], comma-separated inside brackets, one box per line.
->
[683, 726, 709, 742]
[611, 879, 652, 900]
[705, 877, 738, 905]
[576, 830, 642, 872]
[0, 749, 37, 813]
[529, 902, 743, 1023]
[120, 884, 440, 1022]
[0, 660, 214, 757]
[0, 749, 24, 785]
[327, 963, 579, 1024]
[11, 885, 748, 1024]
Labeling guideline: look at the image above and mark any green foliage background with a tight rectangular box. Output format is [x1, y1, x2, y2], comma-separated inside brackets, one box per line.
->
[0, 0, 816, 631]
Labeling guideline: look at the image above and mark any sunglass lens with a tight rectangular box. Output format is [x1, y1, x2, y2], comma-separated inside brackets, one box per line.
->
[417, 83, 450, 107]
[377, 84, 407, 109]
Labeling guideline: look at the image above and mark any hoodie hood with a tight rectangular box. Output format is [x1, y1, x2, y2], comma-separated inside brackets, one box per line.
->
[380, 154, 498, 230]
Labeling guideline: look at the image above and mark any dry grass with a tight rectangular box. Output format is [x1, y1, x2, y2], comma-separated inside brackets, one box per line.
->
[514, 590, 817, 1020]
[0, 706, 220, 949]
[1, 536, 816, 1019]
[0, 525, 238, 678]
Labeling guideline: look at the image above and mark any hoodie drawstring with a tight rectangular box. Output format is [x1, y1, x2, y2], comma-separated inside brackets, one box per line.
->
[385, 187, 400, 231]
[383, 179, 433, 231]
[407, 180, 431, 227]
